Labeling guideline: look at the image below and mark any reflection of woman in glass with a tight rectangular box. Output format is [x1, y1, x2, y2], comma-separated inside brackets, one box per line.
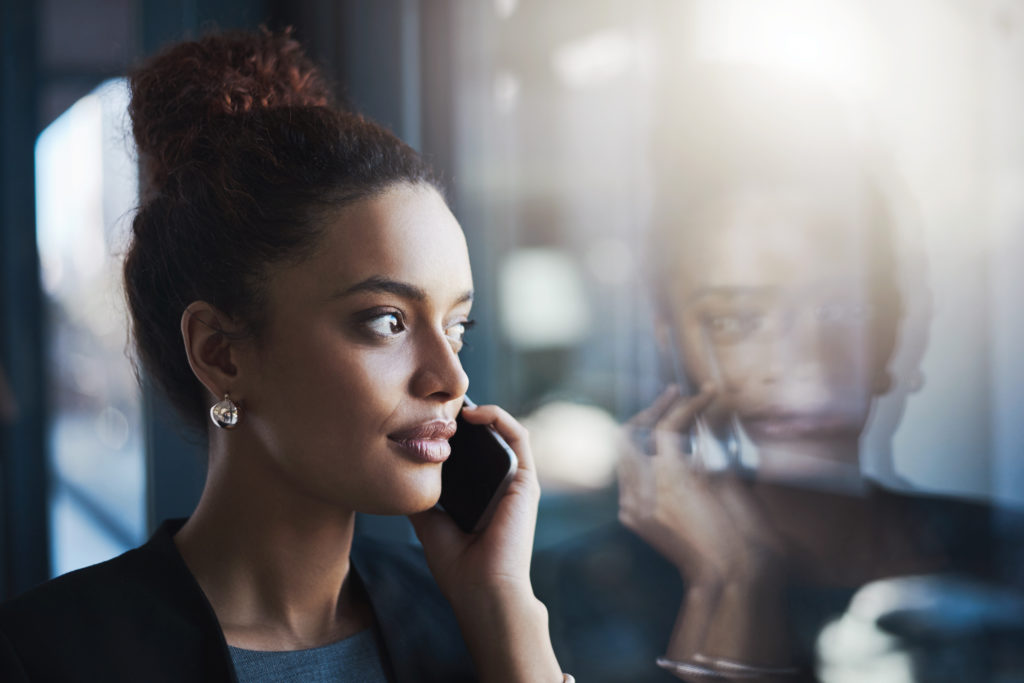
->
[652, 165, 902, 487]
[619, 69, 994, 680]
[0, 31, 570, 683]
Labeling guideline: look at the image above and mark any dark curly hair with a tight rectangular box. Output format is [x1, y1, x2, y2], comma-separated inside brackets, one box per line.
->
[123, 28, 442, 431]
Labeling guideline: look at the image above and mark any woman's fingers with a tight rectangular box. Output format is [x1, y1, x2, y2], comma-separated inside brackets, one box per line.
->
[655, 383, 716, 434]
[415, 402, 541, 599]
[618, 425, 656, 518]
[620, 385, 717, 497]
[626, 384, 713, 457]
[628, 384, 681, 430]
[456, 403, 540, 543]
[459, 402, 534, 471]
[650, 384, 716, 458]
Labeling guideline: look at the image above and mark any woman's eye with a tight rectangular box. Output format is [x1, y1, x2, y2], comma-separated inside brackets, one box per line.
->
[446, 319, 475, 349]
[447, 323, 465, 342]
[704, 312, 761, 342]
[365, 312, 405, 338]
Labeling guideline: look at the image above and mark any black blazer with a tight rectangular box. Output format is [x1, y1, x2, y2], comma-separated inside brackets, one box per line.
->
[0, 519, 477, 682]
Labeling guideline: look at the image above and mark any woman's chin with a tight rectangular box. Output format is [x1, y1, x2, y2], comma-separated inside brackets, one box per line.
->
[396, 491, 442, 516]
[367, 476, 442, 516]
[739, 411, 866, 441]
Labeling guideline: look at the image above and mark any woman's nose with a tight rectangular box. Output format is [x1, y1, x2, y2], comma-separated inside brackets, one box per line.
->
[409, 328, 470, 401]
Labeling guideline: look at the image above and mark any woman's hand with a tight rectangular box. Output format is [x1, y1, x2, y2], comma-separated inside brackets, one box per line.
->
[409, 403, 562, 683]
[619, 384, 788, 583]
[409, 403, 538, 600]
[618, 385, 792, 664]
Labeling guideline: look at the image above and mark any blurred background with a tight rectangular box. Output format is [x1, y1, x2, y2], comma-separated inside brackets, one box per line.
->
[2, 0, 1023, 678]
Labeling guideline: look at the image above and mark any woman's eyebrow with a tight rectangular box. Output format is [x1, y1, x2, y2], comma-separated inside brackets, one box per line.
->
[334, 275, 474, 305]
[685, 285, 776, 305]
[337, 276, 426, 300]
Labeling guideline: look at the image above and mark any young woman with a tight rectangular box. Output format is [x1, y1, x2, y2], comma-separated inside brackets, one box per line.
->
[0, 30, 571, 683]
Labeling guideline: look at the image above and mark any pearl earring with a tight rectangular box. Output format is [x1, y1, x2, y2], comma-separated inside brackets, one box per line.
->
[209, 393, 240, 429]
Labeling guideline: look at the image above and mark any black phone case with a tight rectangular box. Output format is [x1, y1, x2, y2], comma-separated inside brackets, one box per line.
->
[439, 410, 517, 533]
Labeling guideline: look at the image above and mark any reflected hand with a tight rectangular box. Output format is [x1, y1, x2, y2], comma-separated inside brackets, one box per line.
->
[618, 385, 794, 665]
[618, 384, 787, 584]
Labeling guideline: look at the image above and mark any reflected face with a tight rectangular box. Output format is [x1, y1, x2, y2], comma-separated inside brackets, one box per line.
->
[665, 187, 894, 442]
[238, 184, 473, 514]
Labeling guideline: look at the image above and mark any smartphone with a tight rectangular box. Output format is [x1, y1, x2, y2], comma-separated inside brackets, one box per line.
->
[438, 397, 518, 533]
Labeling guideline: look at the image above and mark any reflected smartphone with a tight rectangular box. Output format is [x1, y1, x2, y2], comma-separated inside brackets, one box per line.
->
[438, 397, 518, 533]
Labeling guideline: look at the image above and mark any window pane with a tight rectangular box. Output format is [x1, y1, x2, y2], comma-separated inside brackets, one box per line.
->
[35, 78, 144, 577]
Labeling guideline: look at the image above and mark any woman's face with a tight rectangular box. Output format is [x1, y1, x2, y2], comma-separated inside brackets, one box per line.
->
[664, 187, 893, 443]
[236, 183, 473, 514]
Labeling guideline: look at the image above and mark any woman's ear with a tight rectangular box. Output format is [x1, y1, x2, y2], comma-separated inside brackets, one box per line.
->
[180, 301, 244, 402]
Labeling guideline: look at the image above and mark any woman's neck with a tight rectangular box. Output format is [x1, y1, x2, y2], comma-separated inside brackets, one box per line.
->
[749, 434, 867, 493]
[174, 437, 372, 651]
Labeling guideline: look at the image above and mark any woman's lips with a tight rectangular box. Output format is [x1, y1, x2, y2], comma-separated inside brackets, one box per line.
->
[387, 420, 456, 463]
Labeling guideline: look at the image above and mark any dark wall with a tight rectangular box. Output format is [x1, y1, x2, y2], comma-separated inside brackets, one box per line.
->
[1, 0, 48, 600]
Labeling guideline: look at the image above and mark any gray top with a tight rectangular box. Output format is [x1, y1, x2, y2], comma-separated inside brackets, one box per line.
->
[229, 629, 388, 683]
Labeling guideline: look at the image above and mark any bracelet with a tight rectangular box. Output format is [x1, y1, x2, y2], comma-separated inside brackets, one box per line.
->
[656, 658, 742, 679]
[692, 653, 800, 676]
[657, 655, 800, 680]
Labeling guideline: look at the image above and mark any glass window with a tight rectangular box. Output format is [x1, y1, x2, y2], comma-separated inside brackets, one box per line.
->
[445, 2, 1024, 680]
[35, 78, 144, 577]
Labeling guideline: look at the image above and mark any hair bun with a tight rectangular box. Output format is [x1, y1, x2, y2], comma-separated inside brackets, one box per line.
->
[129, 27, 333, 194]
